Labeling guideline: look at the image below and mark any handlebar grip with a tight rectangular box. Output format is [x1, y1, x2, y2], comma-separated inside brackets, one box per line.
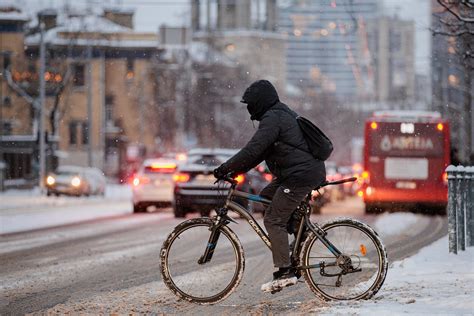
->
[326, 177, 358, 186]
[216, 173, 238, 185]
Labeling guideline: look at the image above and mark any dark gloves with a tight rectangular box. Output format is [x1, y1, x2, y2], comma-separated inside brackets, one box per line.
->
[213, 164, 229, 179]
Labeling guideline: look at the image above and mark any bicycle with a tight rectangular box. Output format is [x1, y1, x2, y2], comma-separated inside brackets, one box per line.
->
[160, 175, 388, 304]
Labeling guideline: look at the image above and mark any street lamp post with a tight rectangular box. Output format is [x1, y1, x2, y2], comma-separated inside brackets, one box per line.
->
[86, 44, 93, 167]
[38, 23, 46, 192]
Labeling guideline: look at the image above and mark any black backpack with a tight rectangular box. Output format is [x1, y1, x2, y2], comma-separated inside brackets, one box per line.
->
[296, 116, 333, 161]
[273, 107, 333, 161]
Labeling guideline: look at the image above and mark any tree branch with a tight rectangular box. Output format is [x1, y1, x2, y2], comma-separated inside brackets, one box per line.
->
[431, 27, 474, 36]
[437, 0, 474, 23]
[461, 0, 474, 9]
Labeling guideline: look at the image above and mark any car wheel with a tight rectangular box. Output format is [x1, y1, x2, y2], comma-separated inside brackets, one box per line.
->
[134, 203, 146, 213]
[47, 191, 52, 196]
[174, 205, 186, 218]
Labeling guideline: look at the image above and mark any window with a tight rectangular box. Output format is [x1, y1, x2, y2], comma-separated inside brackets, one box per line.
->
[2, 121, 12, 135]
[105, 94, 114, 123]
[3, 53, 11, 70]
[126, 58, 134, 80]
[72, 64, 85, 87]
[82, 122, 89, 145]
[2, 96, 12, 108]
[69, 121, 78, 145]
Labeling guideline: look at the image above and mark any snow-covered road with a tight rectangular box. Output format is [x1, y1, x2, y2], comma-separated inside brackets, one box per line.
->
[0, 197, 449, 315]
[0, 185, 133, 234]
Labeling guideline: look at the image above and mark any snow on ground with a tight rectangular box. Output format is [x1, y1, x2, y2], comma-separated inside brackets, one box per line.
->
[374, 212, 420, 238]
[311, 236, 474, 315]
[0, 185, 134, 234]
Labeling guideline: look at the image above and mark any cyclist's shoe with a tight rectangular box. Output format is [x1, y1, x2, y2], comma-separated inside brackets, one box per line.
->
[261, 268, 298, 293]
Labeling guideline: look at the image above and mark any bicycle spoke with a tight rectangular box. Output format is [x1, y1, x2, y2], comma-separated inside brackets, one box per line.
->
[161, 219, 244, 304]
[303, 220, 386, 300]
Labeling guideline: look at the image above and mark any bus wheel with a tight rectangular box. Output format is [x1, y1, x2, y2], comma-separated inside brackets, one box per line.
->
[365, 203, 379, 214]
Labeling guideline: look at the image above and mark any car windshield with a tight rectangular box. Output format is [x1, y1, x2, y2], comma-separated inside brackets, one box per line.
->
[56, 167, 81, 176]
[188, 154, 230, 166]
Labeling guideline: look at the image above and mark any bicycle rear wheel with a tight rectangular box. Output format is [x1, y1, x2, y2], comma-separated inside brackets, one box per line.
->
[301, 218, 388, 300]
[160, 218, 245, 304]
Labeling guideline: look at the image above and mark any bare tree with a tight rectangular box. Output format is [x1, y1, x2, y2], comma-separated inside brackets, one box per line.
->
[432, 0, 474, 163]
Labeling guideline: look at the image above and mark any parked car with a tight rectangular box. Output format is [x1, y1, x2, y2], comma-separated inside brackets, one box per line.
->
[132, 158, 178, 213]
[173, 148, 271, 218]
[46, 165, 106, 197]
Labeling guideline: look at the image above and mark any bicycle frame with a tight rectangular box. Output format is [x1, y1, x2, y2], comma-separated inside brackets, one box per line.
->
[199, 181, 344, 270]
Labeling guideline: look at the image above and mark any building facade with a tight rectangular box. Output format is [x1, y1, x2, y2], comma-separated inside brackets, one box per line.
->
[279, 0, 379, 100]
[1, 5, 164, 184]
[366, 15, 415, 103]
[190, 0, 286, 92]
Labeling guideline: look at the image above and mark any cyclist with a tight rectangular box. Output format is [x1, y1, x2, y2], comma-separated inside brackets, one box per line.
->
[213, 79, 326, 292]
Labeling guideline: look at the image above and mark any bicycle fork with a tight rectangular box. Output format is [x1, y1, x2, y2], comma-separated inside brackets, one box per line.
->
[198, 227, 221, 264]
[198, 209, 235, 264]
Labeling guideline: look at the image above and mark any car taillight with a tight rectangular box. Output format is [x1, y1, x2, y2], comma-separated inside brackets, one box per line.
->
[173, 173, 190, 183]
[442, 172, 448, 185]
[133, 176, 150, 187]
[234, 174, 245, 184]
[148, 163, 177, 173]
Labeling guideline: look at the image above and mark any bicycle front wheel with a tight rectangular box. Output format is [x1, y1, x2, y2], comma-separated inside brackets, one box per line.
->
[160, 218, 245, 304]
[301, 218, 388, 301]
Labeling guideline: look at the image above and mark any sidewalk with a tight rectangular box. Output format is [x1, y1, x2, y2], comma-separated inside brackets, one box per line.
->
[311, 236, 474, 315]
[0, 185, 133, 234]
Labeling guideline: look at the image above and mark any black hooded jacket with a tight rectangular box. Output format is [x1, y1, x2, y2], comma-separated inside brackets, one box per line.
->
[221, 80, 326, 187]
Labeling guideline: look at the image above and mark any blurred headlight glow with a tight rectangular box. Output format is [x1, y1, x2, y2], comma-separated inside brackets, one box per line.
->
[46, 175, 55, 185]
[71, 177, 81, 187]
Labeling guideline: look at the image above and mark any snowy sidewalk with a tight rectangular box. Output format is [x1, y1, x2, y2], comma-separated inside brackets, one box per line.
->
[0, 185, 133, 234]
[312, 236, 474, 315]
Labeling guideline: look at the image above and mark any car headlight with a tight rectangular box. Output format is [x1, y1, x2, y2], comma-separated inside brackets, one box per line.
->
[71, 177, 81, 187]
[46, 175, 55, 186]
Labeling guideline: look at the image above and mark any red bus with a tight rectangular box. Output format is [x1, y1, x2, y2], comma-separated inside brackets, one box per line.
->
[361, 111, 450, 214]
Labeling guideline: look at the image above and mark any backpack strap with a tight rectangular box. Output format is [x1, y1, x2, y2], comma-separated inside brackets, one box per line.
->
[270, 107, 312, 155]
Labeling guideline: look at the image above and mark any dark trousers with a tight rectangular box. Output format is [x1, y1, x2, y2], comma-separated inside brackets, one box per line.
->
[260, 179, 314, 268]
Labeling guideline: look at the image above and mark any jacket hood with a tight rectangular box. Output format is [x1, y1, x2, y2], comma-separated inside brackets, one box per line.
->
[241, 80, 279, 121]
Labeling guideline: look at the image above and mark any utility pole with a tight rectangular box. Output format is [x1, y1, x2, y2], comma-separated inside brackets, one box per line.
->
[100, 49, 106, 171]
[139, 74, 144, 146]
[86, 44, 93, 167]
[39, 23, 46, 192]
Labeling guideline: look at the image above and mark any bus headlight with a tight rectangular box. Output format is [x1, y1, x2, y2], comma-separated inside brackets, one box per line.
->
[71, 177, 81, 187]
[46, 175, 55, 186]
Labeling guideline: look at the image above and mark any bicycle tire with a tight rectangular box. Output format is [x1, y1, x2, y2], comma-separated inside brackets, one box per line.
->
[301, 218, 388, 301]
[160, 218, 245, 304]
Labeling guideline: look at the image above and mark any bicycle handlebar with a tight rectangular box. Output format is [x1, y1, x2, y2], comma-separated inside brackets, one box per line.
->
[320, 177, 358, 187]
[214, 173, 238, 186]
[215, 173, 357, 189]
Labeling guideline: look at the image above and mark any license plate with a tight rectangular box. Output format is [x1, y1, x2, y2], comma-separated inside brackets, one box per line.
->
[194, 174, 215, 185]
[395, 181, 417, 189]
